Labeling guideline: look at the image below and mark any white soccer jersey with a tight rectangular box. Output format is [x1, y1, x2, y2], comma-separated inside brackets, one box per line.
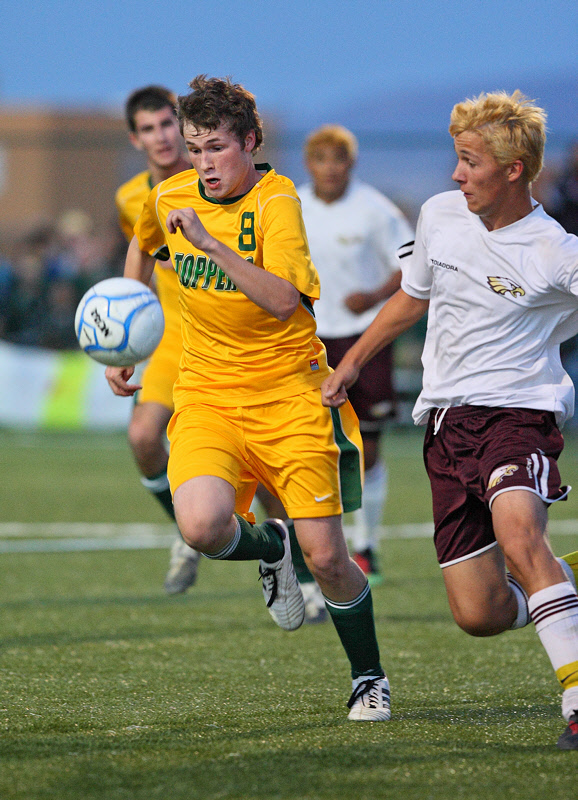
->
[298, 180, 413, 337]
[401, 190, 578, 426]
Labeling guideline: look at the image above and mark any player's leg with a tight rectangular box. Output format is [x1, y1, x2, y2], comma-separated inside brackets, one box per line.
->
[492, 489, 578, 748]
[168, 405, 305, 631]
[129, 400, 199, 594]
[253, 484, 326, 624]
[294, 514, 390, 720]
[253, 391, 389, 720]
[342, 339, 393, 585]
[351, 433, 387, 585]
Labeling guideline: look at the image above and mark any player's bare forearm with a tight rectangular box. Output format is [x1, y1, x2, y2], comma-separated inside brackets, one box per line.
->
[124, 236, 156, 286]
[322, 289, 428, 407]
[167, 207, 299, 320]
[345, 270, 402, 314]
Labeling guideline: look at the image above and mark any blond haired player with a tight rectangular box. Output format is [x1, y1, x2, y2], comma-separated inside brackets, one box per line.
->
[299, 124, 413, 583]
[323, 90, 578, 748]
[106, 75, 390, 721]
[113, 86, 200, 594]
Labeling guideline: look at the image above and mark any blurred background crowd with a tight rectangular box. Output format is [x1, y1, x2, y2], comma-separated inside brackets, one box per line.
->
[0, 209, 125, 350]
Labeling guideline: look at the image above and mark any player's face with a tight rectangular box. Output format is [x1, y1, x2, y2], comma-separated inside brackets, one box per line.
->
[130, 107, 184, 170]
[306, 144, 353, 203]
[182, 122, 258, 200]
[452, 132, 515, 223]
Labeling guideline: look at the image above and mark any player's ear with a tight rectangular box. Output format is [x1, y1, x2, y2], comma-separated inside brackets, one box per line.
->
[129, 132, 144, 152]
[244, 129, 256, 153]
[506, 159, 525, 183]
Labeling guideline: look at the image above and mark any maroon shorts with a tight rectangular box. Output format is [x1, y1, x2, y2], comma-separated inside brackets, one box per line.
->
[322, 334, 395, 435]
[423, 406, 569, 567]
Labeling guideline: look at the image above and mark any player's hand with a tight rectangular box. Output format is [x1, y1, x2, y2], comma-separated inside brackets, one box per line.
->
[321, 362, 359, 407]
[105, 365, 142, 397]
[345, 290, 378, 314]
[166, 207, 213, 251]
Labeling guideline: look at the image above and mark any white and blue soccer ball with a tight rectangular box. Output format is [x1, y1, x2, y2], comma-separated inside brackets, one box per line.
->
[74, 277, 165, 367]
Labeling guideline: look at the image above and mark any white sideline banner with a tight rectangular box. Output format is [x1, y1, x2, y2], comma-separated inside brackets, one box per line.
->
[0, 340, 132, 429]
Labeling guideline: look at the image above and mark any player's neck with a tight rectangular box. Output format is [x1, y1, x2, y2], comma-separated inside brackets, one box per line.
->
[480, 188, 534, 231]
[313, 182, 349, 204]
[149, 156, 191, 187]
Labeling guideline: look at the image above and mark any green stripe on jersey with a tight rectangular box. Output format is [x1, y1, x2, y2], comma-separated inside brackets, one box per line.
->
[330, 407, 362, 513]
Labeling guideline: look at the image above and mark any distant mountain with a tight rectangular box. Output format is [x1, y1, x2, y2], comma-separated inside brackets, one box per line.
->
[320, 72, 578, 139]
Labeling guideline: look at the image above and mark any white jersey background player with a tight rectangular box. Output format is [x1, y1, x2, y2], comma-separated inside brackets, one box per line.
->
[322, 92, 578, 750]
[299, 125, 413, 583]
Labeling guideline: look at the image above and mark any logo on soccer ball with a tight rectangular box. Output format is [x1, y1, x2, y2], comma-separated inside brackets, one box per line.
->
[488, 464, 519, 489]
[487, 276, 526, 298]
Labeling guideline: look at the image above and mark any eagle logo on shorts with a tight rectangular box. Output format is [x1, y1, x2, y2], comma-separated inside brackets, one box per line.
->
[487, 276, 526, 298]
[488, 464, 519, 489]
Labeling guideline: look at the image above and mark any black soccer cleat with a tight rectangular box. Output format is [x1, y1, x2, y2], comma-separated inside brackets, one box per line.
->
[557, 710, 578, 750]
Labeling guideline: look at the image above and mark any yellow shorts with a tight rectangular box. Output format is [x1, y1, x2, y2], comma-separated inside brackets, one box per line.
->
[167, 389, 363, 518]
[137, 324, 181, 409]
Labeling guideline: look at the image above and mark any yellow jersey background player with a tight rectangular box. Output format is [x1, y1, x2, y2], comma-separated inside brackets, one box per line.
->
[114, 86, 200, 594]
[106, 75, 391, 721]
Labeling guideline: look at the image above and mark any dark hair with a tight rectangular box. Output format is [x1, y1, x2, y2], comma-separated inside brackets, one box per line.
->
[177, 75, 263, 152]
[125, 85, 176, 133]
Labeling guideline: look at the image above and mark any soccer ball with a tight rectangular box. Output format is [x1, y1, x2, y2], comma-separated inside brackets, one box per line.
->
[74, 277, 165, 367]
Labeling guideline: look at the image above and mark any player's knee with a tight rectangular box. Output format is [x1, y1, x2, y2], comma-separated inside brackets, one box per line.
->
[175, 506, 231, 552]
[450, 602, 501, 637]
[306, 548, 349, 586]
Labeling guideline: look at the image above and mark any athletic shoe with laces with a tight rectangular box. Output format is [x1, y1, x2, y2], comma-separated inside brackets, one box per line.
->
[164, 538, 200, 595]
[353, 548, 383, 587]
[259, 519, 305, 631]
[347, 674, 391, 721]
[557, 710, 578, 750]
[300, 580, 327, 624]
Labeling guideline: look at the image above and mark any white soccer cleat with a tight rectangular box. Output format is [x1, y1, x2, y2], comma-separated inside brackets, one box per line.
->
[300, 580, 328, 624]
[164, 538, 200, 595]
[347, 675, 391, 721]
[259, 519, 305, 631]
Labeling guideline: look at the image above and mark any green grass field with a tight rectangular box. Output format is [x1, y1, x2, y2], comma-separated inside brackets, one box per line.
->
[1, 428, 577, 799]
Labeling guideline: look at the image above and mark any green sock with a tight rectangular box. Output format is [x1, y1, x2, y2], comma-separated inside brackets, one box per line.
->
[206, 515, 285, 562]
[141, 470, 176, 521]
[325, 583, 384, 679]
[287, 520, 315, 584]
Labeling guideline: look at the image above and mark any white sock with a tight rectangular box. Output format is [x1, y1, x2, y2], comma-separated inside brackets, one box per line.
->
[558, 557, 577, 590]
[507, 575, 530, 629]
[529, 581, 578, 719]
[351, 461, 388, 552]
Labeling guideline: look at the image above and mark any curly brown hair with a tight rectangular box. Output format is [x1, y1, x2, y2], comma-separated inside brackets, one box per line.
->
[177, 75, 263, 152]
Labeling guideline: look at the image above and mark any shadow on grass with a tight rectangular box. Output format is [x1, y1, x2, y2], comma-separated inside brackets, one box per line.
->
[0, 726, 569, 800]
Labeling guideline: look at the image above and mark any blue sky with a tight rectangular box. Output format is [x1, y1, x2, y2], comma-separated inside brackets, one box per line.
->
[1, 0, 577, 126]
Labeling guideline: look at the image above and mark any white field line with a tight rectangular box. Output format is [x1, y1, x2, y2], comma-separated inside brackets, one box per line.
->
[0, 520, 576, 553]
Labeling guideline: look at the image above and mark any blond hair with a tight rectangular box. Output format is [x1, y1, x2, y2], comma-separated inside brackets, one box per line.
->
[304, 124, 358, 162]
[449, 90, 546, 184]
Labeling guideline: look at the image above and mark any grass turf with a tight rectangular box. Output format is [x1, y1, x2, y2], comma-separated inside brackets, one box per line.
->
[1, 428, 577, 798]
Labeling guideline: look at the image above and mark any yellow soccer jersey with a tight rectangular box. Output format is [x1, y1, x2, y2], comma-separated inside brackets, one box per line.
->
[115, 170, 181, 350]
[134, 165, 329, 407]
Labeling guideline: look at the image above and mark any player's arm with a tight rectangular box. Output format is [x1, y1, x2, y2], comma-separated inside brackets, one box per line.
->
[104, 237, 156, 397]
[166, 208, 299, 320]
[322, 288, 428, 407]
[124, 235, 156, 286]
[344, 270, 402, 314]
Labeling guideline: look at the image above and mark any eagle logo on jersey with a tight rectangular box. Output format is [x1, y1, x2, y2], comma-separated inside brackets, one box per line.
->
[488, 464, 519, 489]
[487, 276, 526, 298]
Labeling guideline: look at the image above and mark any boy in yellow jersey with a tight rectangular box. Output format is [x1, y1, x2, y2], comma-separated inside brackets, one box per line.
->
[106, 75, 390, 721]
[113, 86, 200, 594]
